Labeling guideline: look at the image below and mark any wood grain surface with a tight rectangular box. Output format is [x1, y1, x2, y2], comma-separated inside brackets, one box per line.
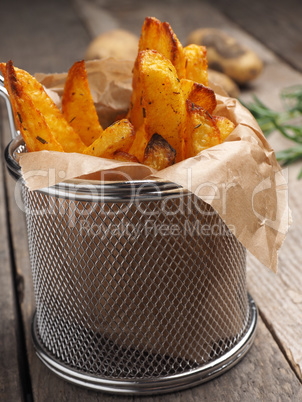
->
[204, 0, 302, 72]
[1, 0, 302, 400]
[0, 109, 23, 401]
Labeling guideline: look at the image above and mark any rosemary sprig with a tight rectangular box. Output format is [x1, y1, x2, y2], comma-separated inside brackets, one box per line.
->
[242, 86, 302, 179]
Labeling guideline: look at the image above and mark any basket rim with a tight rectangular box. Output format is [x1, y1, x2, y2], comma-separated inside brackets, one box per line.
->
[4, 136, 188, 202]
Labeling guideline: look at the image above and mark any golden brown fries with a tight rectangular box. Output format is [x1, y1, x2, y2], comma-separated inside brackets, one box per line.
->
[181, 79, 217, 114]
[143, 134, 176, 170]
[185, 101, 221, 158]
[113, 151, 139, 163]
[62, 60, 103, 147]
[1, 61, 85, 153]
[183, 44, 208, 86]
[128, 124, 150, 162]
[213, 115, 236, 142]
[137, 50, 186, 162]
[84, 119, 135, 158]
[139, 17, 186, 79]
[1, 17, 236, 172]
[127, 56, 144, 132]
[0, 60, 20, 128]
[128, 16, 187, 131]
[2, 61, 63, 152]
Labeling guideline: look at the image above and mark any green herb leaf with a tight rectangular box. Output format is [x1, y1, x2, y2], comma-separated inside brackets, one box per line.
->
[243, 88, 302, 179]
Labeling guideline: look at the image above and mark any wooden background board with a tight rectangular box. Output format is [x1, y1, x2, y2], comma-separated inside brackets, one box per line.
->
[0, 112, 22, 401]
[204, 0, 302, 72]
[1, 0, 302, 400]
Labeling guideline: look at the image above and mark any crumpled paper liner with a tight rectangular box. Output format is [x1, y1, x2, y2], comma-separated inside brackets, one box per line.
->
[18, 58, 291, 273]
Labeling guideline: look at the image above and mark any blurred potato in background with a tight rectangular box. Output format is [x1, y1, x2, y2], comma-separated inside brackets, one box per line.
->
[85, 29, 139, 61]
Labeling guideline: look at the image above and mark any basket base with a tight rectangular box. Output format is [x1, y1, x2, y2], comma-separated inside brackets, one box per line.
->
[31, 294, 258, 395]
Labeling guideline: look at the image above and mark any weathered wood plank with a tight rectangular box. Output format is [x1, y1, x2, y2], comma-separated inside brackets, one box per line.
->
[21, 319, 302, 402]
[1, 0, 302, 400]
[203, 0, 302, 73]
[0, 105, 22, 401]
[225, 8, 302, 383]
[0, 0, 91, 74]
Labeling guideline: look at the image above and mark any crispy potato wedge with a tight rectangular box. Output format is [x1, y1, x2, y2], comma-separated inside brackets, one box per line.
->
[143, 134, 176, 170]
[1, 62, 85, 153]
[213, 115, 235, 142]
[84, 119, 135, 158]
[139, 17, 186, 79]
[184, 44, 208, 86]
[128, 124, 150, 162]
[181, 78, 217, 114]
[127, 56, 144, 131]
[185, 100, 221, 158]
[62, 60, 103, 147]
[138, 50, 186, 162]
[4, 61, 63, 152]
[128, 17, 186, 130]
[113, 151, 139, 163]
[0, 62, 19, 127]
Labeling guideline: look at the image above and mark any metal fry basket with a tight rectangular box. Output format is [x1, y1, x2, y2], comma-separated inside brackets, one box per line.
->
[2, 81, 257, 395]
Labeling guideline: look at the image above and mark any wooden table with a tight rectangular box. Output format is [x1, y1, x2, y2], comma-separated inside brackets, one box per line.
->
[1, 0, 302, 400]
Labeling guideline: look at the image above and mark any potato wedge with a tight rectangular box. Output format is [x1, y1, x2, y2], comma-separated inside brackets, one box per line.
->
[138, 50, 186, 162]
[127, 56, 144, 131]
[143, 134, 176, 170]
[4, 61, 63, 152]
[213, 115, 235, 142]
[185, 100, 221, 158]
[139, 17, 186, 79]
[181, 78, 217, 114]
[113, 151, 139, 163]
[128, 124, 150, 162]
[128, 17, 187, 130]
[184, 44, 208, 86]
[84, 119, 135, 158]
[1, 62, 85, 153]
[0, 62, 18, 127]
[62, 60, 103, 147]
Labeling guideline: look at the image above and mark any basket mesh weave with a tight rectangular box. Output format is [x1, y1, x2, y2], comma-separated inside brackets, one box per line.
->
[22, 184, 249, 379]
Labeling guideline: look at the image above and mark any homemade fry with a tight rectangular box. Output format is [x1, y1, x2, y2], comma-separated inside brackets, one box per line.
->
[136, 50, 186, 162]
[0, 61, 86, 153]
[113, 151, 139, 163]
[139, 17, 186, 79]
[127, 56, 144, 132]
[183, 44, 209, 86]
[2, 61, 63, 152]
[143, 134, 176, 170]
[180, 79, 217, 114]
[127, 16, 187, 132]
[1, 17, 236, 171]
[62, 60, 103, 147]
[213, 115, 236, 142]
[84, 119, 135, 158]
[128, 124, 150, 162]
[185, 100, 221, 158]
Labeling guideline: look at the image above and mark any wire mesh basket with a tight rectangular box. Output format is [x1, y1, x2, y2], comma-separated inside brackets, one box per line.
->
[4, 134, 257, 395]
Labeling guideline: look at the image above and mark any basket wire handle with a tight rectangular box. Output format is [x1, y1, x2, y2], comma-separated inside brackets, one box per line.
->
[0, 74, 19, 139]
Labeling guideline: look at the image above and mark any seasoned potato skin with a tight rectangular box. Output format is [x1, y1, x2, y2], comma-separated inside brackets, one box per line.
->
[143, 133, 176, 170]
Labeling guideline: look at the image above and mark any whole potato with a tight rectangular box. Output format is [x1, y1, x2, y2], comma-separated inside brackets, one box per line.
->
[187, 28, 263, 84]
[208, 69, 240, 98]
[85, 29, 139, 61]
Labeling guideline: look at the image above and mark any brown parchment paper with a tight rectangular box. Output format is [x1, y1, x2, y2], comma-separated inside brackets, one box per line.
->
[19, 58, 291, 273]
